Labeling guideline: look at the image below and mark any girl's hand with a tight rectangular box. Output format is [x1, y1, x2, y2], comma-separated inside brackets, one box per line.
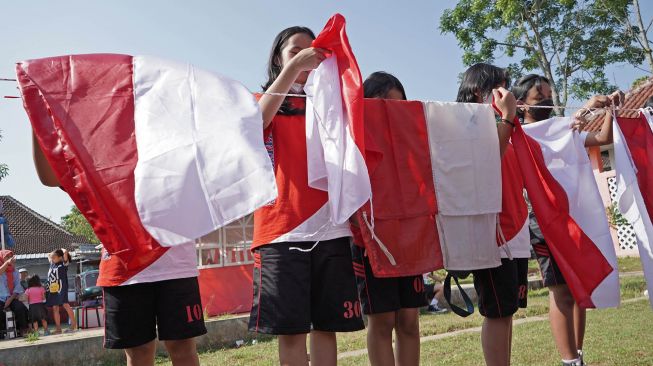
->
[570, 115, 588, 131]
[287, 48, 328, 73]
[609, 90, 625, 107]
[583, 95, 612, 109]
[492, 87, 517, 121]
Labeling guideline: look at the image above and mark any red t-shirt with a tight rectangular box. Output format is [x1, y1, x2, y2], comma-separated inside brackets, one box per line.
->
[252, 97, 351, 247]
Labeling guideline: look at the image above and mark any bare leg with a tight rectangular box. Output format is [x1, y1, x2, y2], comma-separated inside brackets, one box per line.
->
[52, 305, 61, 332]
[41, 320, 48, 332]
[366, 312, 396, 366]
[32, 321, 39, 332]
[395, 308, 420, 366]
[310, 330, 337, 366]
[481, 316, 512, 366]
[548, 285, 578, 360]
[164, 338, 200, 366]
[125, 339, 156, 366]
[62, 303, 77, 330]
[279, 334, 309, 366]
[573, 303, 586, 351]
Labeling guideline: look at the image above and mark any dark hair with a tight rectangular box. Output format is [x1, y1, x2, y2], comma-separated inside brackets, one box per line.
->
[262, 26, 316, 115]
[512, 74, 551, 102]
[27, 274, 41, 288]
[363, 72, 407, 100]
[456, 63, 511, 103]
[645, 96, 653, 109]
[52, 249, 64, 258]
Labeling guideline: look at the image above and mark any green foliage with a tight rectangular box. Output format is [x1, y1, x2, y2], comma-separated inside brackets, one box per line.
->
[440, 0, 646, 114]
[0, 129, 8, 181]
[23, 331, 40, 343]
[631, 75, 650, 89]
[60, 206, 100, 244]
[606, 202, 629, 229]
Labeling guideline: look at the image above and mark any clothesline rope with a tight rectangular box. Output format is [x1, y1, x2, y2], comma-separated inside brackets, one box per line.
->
[0, 78, 645, 113]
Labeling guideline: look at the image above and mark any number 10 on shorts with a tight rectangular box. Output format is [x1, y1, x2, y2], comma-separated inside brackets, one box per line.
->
[186, 304, 203, 323]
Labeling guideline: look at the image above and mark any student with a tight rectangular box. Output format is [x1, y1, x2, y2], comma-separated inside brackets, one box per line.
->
[32, 136, 205, 366]
[250, 26, 364, 366]
[24, 274, 49, 335]
[456, 63, 525, 366]
[348, 71, 427, 366]
[46, 249, 77, 334]
[424, 272, 447, 314]
[512, 74, 623, 366]
[0, 250, 29, 337]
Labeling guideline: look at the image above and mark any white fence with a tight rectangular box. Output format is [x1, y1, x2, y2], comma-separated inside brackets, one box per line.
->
[606, 176, 638, 252]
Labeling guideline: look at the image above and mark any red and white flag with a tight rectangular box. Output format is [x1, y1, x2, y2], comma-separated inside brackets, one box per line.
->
[304, 14, 371, 225]
[354, 100, 514, 277]
[17, 54, 276, 255]
[614, 113, 653, 308]
[514, 117, 619, 308]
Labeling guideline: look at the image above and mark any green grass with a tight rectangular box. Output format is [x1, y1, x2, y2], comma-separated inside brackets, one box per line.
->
[618, 256, 643, 273]
[341, 299, 653, 365]
[23, 332, 40, 343]
[151, 274, 649, 366]
[428, 256, 643, 288]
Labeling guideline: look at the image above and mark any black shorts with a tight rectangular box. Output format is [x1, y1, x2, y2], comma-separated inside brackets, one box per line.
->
[29, 303, 48, 322]
[249, 237, 365, 335]
[351, 245, 427, 314]
[532, 242, 567, 287]
[103, 277, 207, 349]
[472, 258, 528, 318]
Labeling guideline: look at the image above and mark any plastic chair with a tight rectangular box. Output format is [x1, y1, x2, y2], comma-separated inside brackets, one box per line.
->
[76, 304, 102, 329]
[2, 310, 18, 339]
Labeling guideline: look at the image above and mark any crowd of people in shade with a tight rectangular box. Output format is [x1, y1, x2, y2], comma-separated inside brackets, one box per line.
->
[0, 248, 78, 339]
[9, 21, 634, 366]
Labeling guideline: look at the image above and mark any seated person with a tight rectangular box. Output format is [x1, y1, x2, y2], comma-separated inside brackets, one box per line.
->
[0, 250, 29, 337]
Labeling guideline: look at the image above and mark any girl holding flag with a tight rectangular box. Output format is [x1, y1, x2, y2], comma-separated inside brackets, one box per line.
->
[31, 138, 206, 364]
[250, 25, 364, 366]
[512, 74, 623, 366]
[350, 71, 428, 366]
[456, 63, 526, 366]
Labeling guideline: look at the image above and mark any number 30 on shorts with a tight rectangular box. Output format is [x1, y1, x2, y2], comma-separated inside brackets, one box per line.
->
[343, 301, 361, 319]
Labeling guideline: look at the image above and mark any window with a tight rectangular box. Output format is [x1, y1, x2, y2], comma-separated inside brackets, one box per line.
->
[196, 214, 254, 269]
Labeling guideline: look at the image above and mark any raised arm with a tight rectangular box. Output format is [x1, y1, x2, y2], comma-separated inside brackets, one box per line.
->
[259, 47, 327, 129]
[32, 132, 60, 187]
[0, 257, 12, 275]
[573, 90, 624, 147]
[493, 87, 518, 157]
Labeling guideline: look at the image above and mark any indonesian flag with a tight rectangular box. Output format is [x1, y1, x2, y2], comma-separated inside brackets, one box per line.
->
[354, 100, 505, 277]
[17, 54, 276, 257]
[304, 14, 371, 225]
[614, 113, 653, 308]
[514, 117, 619, 308]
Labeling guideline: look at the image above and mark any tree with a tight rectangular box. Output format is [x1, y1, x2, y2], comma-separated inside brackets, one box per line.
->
[61, 206, 100, 244]
[596, 0, 653, 74]
[440, 0, 645, 115]
[631, 75, 649, 89]
[0, 129, 8, 181]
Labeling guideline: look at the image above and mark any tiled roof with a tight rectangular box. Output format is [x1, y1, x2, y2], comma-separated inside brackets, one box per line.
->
[583, 77, 653, 132]
[0, 195, 88, 256]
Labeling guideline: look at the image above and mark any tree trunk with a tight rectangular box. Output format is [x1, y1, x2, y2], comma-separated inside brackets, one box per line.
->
[634, 0, 653, 73]
[523, 10, 564, 115]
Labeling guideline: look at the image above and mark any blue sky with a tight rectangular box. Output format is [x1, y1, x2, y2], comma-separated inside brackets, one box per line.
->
[1, 1, 652, 221]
